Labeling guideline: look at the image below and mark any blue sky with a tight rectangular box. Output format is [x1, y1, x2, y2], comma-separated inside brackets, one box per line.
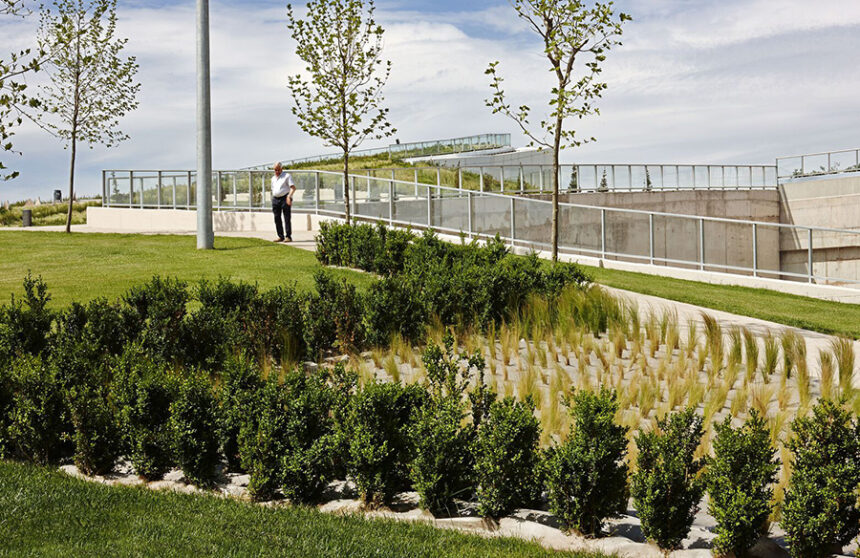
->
[2, 0, 860, 203]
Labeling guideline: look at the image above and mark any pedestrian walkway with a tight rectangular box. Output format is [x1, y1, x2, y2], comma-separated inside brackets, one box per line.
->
[607, 286, 860, 385]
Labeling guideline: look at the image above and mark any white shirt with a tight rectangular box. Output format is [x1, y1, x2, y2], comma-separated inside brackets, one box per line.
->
[271, 171, 295, 198]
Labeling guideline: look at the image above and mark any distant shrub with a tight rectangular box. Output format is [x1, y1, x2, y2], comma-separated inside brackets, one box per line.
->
[6, 355, 69, 464]
[0, 274, 54, 357]
[545, 388, 629, 535]
[631, 408, 706, 552]
[248, 285, 305, 364]
[195, 277, 258, 315]
[363, 277, 426, 347]
[122, 276, 189, 362]
[304, 271, 364, 359]
[474, 396, 542, 518]
[316, 224, 590, 332]
[782, 399, 860, 558]
[180, 306, 242, 369]
[707, 411, 779, 557]
[113, 347, 176, 480]
[280, 367, 338, 504]
[347, 380, 427, 506]
[169, 373, 220, 487]
[408, 337, 477, 515]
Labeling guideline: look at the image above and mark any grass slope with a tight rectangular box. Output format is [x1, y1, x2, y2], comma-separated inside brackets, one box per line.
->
[0, 231, 372, 307]
[585, 264, 860, 339]
[0, 461, 607, 558]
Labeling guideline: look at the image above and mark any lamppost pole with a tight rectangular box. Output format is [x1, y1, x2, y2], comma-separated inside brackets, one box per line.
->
[196, 0, 214, 249]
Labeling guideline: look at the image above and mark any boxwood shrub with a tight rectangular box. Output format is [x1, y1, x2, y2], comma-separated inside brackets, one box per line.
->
[408, 338, 477, 515]
[474, 396, 542, 518]
[217, 354, 263, 473]
[113, 347, 177, 480]
[6, 354, 69, 464]
[631, 407, 705, 552]
[782, 399, 860, 558]
[545, 388, 629, 535]
[169, 373, 220, 487]
[707, 410, 778, 557]
[238, 378, 290, 501]
[346, 380, 427, 507]
[279, 367, 339, 504]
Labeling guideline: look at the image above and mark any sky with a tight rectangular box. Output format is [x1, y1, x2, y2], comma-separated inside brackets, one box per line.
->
[2, 0, 860, 203]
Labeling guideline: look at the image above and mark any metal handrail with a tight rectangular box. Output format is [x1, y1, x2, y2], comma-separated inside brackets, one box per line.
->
[776, 147, 860, 180]
[100, 168, 860, 288]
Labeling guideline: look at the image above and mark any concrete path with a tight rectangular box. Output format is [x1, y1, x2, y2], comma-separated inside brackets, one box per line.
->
[606, 286, 860, 385]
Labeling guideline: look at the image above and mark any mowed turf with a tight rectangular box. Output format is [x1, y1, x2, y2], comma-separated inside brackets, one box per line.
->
[0, 231, 373, 307]
[1, 230, 857, 339]
[0, 461, 608, 558]
[583, 264, 860, 339]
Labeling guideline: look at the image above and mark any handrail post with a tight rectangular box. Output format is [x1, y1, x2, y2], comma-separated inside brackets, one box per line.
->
[807, 228, 813, 283]
[510, 196, 516, 249]
[351, 175, 357, 217]
[314, 172, 320, 214]
[232, 173, 237, 208]
[628, 165, 633, 191]
[699, 218, 705, 270]
[467, 191, 473, 239]
[414, 168, 419, 197]
[649, 213, 655, 265]
[388, 179, 394, 225]
[102, 171, 108, 207]
[601, 209, 606, 259]
[480, 167, 485, 192]
[139, 174, 144, 209]
[519, 165, 524, 193]
[500, 166, 505, 192]
[436, 168, 441, 188]
[172, 176, 177, 209]
[157, 171, 163, 207]
[247, 171, 252, 210]
[427, 184, 432, 228]
[752, 223, 758, 277]
[215, 171, 221, 210]
[129, 170, 134, 207]
[539, 166, 544, 192]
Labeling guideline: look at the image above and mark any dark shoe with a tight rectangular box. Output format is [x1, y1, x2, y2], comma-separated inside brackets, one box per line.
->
[273, 238, 284, 243]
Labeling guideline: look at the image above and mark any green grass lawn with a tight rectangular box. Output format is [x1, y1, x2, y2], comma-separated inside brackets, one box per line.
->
[0, 231, 372, 307]
[1, 230, 857, 339]
[0, 461, 607, 558]
[584, 264, 860, 339]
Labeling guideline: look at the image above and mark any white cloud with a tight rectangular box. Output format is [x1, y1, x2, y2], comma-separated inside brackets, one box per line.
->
[2, 0, 859, 204]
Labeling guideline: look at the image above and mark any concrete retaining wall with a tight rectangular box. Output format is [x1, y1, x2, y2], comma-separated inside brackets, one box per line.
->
[778, 174, 860, 283]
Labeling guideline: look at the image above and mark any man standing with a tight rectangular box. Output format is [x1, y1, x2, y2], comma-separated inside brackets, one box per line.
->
[271, 162, 296, 242]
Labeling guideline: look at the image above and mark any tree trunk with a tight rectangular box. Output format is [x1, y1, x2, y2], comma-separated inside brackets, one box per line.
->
[65, 133, 77, 233]
[343, 150, 351, 225]
[551, 115, 562, 263]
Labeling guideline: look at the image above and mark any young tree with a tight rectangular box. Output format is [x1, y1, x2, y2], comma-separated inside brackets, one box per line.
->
[1, 0, 48, 180]
[37, 0, 139, 233]
[486, 1, 630, 261]
[286, 0, 395, 224]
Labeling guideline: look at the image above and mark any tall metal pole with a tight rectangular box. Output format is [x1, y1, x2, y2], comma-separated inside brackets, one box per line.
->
[196, 0, 214, 249]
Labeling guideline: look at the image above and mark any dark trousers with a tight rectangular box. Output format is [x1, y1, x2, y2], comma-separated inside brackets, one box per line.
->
[272, 195, 291, 240]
